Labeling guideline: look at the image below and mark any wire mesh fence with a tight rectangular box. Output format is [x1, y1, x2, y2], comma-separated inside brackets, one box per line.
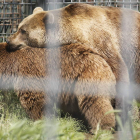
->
[0, 0, 140, 42]
[0, 0, 140, 139]
[45, 0, 140, 10]
[0, 0, 36, 42]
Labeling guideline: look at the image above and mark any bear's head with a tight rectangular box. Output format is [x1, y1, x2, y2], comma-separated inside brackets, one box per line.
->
[6, 3, 92, 52]
[6, 7, 57, 51]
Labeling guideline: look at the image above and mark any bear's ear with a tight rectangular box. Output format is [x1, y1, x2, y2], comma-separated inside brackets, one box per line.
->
[33, 7, 43, 14]
[43, 12, 54, 24]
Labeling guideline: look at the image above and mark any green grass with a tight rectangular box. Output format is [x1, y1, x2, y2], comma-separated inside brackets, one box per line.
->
[0, 115, 115, 140]
[1, 91, 140, 140]
[0, 117, 86, 140]
[0, 91, 87, 140]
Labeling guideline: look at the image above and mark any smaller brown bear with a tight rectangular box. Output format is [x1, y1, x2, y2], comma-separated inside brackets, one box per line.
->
[0, 42, 116, 131]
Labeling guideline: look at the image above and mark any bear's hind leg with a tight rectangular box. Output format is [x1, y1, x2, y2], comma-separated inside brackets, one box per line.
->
[18, 91, 46, 120]
[79, 97, 115, 132]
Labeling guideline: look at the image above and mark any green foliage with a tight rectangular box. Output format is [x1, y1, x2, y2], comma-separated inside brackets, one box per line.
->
[0, 90, 114, 140]
[1, 91, 140, 140]
[0, 116, 86, 140]
[92, 129, 114, 140]
[0, 90, 27, 119]
[0, 90, 86, 140]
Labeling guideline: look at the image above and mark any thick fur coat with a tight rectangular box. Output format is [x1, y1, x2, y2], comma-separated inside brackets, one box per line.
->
[6, 3, 134, 84]
[0, 42, 116, 130]
[7, 3, 140, 102]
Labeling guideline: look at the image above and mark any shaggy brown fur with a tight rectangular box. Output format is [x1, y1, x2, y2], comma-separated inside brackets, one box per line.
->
[8, 3, 140, 103]
[6, 4, 131, 95]
[0, 42, 116, 131]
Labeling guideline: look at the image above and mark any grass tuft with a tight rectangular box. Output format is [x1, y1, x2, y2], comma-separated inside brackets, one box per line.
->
[1, 91, 140, 140]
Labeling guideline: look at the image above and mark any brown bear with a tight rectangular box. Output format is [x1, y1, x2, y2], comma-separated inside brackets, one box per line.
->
[0, 42, 116, 131]
[6, 3, 131, 87]
[8, 3, 140, 104]
[7, 3, 134, 114]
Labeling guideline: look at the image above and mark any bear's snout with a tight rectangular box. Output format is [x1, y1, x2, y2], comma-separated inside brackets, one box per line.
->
[6, 34, 27, 52]
[6, 43, 24, 52]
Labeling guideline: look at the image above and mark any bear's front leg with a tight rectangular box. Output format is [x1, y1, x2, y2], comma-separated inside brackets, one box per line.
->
[18, 91, 46, 120]
[79, 96, 115, 132]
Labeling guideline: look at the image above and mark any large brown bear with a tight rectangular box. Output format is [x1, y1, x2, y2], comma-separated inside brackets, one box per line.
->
[6, 3, 130, 85]
[7, 3, 140, 101]
[0, 42, 116, 131]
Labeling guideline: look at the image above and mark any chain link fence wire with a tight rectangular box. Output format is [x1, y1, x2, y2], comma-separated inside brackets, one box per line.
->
[0, 0, 140, 139]
[44, 0, 140, 10]
[1, 0, 140, 42]
[0, 0, 36, 42]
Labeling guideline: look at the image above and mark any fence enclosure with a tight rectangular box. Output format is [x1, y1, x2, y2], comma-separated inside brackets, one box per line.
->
[0, 0, 140, 42]
[0, 1, 140, 139]
[0, 0, 36, 42]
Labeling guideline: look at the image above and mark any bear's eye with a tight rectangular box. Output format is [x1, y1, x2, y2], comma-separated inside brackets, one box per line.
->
[20, 29, 26, 34]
